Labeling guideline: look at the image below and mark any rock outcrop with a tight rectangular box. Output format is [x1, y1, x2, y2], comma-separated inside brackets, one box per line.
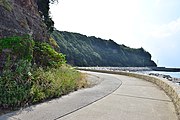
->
[0, 0, 48, 41]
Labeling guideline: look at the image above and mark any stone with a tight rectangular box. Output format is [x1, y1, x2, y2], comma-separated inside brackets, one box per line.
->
[0, 0, 48, 41]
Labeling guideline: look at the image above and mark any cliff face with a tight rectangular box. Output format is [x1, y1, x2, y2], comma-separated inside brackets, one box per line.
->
[0, 0, 48, 41]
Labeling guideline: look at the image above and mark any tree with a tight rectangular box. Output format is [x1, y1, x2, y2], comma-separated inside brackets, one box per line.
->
[37, 0, 58, 33]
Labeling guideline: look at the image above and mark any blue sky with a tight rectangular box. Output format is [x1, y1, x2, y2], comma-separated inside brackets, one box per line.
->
[50, 0, 180, 67]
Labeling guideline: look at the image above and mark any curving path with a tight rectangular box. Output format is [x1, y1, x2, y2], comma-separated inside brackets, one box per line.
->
[0, 71, 178, 120]
[58, 71, 178, 120]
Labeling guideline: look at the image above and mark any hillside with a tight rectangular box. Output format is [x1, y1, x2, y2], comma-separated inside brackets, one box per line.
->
[52, 30, 157, 67]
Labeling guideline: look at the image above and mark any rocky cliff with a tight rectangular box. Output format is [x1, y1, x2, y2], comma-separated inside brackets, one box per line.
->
[0, 0, 48, 41]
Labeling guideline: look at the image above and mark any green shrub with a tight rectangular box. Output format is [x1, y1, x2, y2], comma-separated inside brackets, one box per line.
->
[0, 36, 34, 108]
[0, 35, 34, 62]
[49, 37, 59, 49]
[0, 60, 33, 108]
[33, 42, 66, 68]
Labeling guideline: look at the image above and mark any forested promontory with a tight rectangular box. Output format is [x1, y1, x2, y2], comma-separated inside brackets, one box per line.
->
[52, 30, 157, 67]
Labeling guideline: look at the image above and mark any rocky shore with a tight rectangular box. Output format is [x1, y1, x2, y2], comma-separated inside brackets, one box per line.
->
[78, 67, 180, 85]
[148, 73, 180, 85]
[78, 67, 153, 72]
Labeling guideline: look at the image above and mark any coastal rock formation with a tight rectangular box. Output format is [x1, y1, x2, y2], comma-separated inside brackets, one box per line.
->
[0, 0, 48, 41]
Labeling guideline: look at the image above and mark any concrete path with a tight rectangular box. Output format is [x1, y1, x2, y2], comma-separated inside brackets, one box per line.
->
[0, 71, 178, 120]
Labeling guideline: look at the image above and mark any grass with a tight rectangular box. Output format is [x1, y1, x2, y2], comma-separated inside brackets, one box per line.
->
[0, 65, 88, 115]
[31, 65, 88, 103]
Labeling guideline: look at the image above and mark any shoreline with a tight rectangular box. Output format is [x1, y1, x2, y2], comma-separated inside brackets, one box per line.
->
[148, 72, 180, 85]
[77, 67, 180, 85]
[77, 67, 180, 72]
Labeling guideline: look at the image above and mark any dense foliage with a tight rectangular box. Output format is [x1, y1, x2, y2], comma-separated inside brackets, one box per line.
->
[52, 30, 157, 67]
[0, 36, 34, 108]
[33, 42, 66, 68]
[0, 36, 34, 61]
[0, 36, 86, 109]
[37, 0, 58, 33]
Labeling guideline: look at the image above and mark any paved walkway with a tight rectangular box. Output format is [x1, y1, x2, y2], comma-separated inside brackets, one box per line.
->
[0, 71, 178, 120]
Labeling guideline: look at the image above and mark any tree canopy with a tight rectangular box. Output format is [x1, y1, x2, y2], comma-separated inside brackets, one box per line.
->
[37, 0, 58, 33]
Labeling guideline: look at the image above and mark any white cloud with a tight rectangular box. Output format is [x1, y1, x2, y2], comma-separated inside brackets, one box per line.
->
[149, 17, 180, 38]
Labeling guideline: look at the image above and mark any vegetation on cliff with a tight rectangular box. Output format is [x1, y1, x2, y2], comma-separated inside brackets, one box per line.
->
[52, 30, 157, 67]
[37, 0, 58, 33]
[0, 36, 87, 109]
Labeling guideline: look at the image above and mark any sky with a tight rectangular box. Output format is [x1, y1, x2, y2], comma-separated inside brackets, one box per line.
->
[50, 0, 180, 67]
